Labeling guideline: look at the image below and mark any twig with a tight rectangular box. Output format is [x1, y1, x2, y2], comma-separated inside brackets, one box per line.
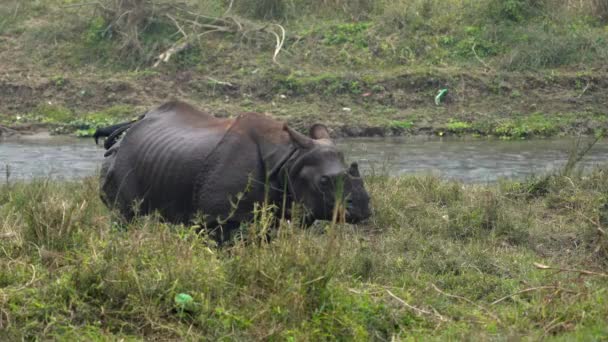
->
[187, 21, 231, 31]
[491, 286, 577, 305]
[206, 76, 234, 87]
[386, 290, 448, 322]
[533, 263, 608, 277]
[226, 16, 243, 31]
[577, 80, 591, 98]
[575, 211, 607, 236]
[60, 1, 99, 8]
[12, 264, 37, 291]
[153, 39, 190, 67]
[304, 275, 326, 285]
[12, 2, 20, 19]
[223, 0, 234, 16]
[472, 43, 493, 72]
[431, 283, 500, 322]
[197, 28, 223, 39]
[166, 14, 187, 39]
[0, 232, 17, 239]
[270, 24, 286, 65]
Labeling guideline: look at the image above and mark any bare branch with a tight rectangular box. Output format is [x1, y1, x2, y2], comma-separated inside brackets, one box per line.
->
[166, 14, 187, 39]
[431, 283, 501, 322]
[205, 77, 234, 88]
[153, 39, 189, 67]
[271, 24, 286, 65]
[491, 286, 577, 305]
[223, 0, 234, 17]
[533, 262, 608, 277]
[386, 290, 449, 322]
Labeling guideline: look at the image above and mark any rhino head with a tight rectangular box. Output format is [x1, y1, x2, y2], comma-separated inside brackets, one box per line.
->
[284, 124, 372, 224]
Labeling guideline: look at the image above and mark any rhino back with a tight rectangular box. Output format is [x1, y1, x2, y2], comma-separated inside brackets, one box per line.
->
[105, 108, 231, 222]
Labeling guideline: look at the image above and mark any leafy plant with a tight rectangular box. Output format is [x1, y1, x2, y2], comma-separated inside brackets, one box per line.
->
[323, 22, 371, 48]
[494, 114, 560, 138]
[390, 120, 414, 129]
[446, 120, 472, 133]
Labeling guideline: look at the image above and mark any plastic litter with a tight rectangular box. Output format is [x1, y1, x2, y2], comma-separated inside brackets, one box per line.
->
[435, 89, 449, 105]
[174, 293, 195, 311]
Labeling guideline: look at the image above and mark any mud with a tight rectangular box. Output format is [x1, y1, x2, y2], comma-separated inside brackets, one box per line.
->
[1, 68, 606, 138]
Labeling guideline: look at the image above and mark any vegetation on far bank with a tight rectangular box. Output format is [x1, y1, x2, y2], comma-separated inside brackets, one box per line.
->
[2, 161, 608, 339]
[0, 0, 607, 138]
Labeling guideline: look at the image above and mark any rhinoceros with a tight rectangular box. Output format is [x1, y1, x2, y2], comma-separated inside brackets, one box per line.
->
[97, 101, 371, 237]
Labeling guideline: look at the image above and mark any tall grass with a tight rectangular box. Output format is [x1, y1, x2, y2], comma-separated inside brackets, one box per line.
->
[1, 169, 608, 339]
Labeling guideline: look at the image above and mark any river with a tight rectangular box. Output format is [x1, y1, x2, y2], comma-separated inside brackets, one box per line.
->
[1, 134, 607, 183]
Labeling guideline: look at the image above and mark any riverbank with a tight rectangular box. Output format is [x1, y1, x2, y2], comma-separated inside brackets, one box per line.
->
[1, 67, 607, 139]
[1, 1, 607, 139]
[1, 172, 607, 340]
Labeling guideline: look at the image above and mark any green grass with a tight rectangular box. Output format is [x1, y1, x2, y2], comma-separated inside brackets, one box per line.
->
[8, 105, 136, 136]
[1, 170, 608, 340]
[3, 1, 608, 71]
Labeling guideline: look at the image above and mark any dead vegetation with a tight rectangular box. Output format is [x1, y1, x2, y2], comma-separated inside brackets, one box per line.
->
[93, 0, 285, 67]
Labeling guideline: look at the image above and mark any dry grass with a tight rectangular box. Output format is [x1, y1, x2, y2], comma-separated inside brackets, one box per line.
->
[1, 168, 608, 339]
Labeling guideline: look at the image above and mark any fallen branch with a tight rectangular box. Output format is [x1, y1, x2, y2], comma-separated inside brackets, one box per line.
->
[153, 39, 190, 68]
[533, 262, 608, 277]
[206, 77, 235, 88]
[431, 283, 500, 322]
[386, 289, 448, 322]
[152, 9, 285, 67]
[152, 13, 192, 68]
[166, 14, 187, 39]
[491, 286, 577, 305]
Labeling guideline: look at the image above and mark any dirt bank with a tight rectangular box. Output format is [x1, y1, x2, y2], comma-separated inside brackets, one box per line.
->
[1, 66, 607, 138]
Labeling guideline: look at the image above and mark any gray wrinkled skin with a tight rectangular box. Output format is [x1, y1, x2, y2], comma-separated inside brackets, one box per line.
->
[99, 101, 371, 237]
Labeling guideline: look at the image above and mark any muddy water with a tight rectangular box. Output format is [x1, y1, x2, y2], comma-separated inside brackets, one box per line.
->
[336, 136, 608, 183]
[0, 134, 104, 181]
[1, 134, 607, 183]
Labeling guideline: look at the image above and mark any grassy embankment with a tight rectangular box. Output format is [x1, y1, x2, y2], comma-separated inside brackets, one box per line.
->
[1, 158, 608, 339]
[1, 0, 607, 138]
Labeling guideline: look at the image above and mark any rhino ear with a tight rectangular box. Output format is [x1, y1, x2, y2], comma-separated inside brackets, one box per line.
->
[348, 162, 361, 177]
[284, 124, 314, 149]
[309, 124, 331, 140]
